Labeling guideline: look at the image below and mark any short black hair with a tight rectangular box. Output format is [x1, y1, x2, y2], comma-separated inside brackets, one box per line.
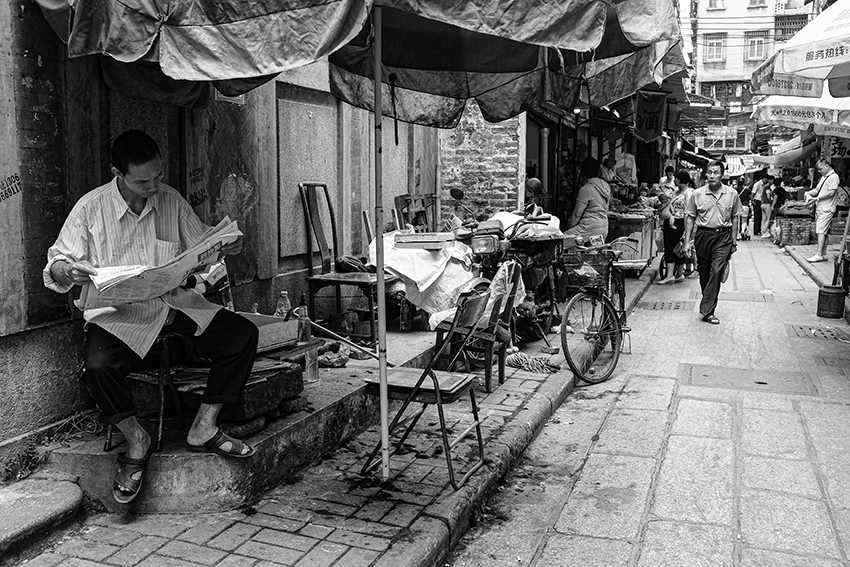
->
[111, 130, 161, 175]
[674, 169, 691, 185]
[665, 166, 675, 173]
[581, 157, 601, 179]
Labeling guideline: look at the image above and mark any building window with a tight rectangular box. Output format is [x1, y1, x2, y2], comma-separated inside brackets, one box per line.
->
[775, 14, 809, 42]
[708, 0, 725, 8]
[745, 31, 767, 61]
[749, 0, 767, 7]
[704, 33, 726, 62]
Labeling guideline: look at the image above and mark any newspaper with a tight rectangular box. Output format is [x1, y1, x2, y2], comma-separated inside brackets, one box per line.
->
[78, 217, 242, 310]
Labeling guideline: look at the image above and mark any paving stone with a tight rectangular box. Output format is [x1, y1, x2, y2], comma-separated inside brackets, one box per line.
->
[53, 538, 121, 562]
[297, 523, 334, 540]
[104, 535, 169, 567]
[207, 523, 263, 551]
[617, 376, 676, 410]
[741, 408, 808, 459]
[95, 515, 194, 539]
[554, 453, 654, 538]
[637, 521, 733, 567]
[15, 553, 65, 567]
[334, 547, 380, 567]
[592, 408, 668, 456]
[214, 555, 259, 567]
[252, 529, 319, 552]
[672, 398, 733, 438]
[798, 401, 850, 461]
[739, 391, 796, 412]
[175, 518, 235, 545]
[371, 517, 448, 567]
[740, 547, 844, 567]
[292, 541, 348, 567]
[325, 528, 391, 551]
[538, 534, 632, 567]
[742, 455, 822, 498]
[157, 540, 228, 566]
[677, 385, 738, 402]
[740, 489, 839, 557]
[241, 513, 306, 533]
[380, 503, 421, 527]
[652, 435, 734, 525]
[137, 556, 202, 567]
[80, 525, 140, 547]
[308, 515, 400, 538]
[234, 540, 304, 564]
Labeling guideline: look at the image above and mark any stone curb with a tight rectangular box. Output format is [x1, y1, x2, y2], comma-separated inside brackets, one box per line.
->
[0, 474, 82, 558]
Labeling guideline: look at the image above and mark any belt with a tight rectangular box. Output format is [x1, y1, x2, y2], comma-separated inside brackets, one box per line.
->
[697, 226, 732, 233]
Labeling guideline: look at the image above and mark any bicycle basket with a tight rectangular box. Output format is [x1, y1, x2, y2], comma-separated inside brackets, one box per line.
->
[563, 251, 612, 288]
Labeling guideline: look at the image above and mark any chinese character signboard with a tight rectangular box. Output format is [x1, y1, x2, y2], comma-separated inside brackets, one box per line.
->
[825, 136, 850, 159]
[633, 92, 667, 142]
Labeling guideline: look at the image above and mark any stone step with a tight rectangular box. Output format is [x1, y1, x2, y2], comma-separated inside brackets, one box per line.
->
[46, 367, 382, 514]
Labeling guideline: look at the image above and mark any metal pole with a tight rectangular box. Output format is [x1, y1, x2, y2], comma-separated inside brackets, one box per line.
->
[373, 6, 391, 481]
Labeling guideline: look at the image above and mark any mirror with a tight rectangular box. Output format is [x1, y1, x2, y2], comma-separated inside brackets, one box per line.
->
[450, 188, 465, 201]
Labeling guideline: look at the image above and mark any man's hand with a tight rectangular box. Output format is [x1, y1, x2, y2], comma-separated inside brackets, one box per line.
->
[58, 260, 98, 286]
[220, 235, 244, 257]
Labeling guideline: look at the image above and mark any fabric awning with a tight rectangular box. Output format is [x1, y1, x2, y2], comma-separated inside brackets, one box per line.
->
[751, 142, 819, 166]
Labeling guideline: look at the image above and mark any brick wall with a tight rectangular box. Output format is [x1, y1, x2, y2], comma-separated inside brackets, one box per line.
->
[439, 101, 522, 223]
[14, 1, 72, 326]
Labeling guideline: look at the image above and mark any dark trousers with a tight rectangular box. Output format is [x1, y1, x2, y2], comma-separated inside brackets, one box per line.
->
[752, 200, 762, 235]
[694, 229, 734, 317]
[83, 309, 259, 424]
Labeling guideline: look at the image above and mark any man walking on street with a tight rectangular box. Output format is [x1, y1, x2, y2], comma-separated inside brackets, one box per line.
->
[683, 160, 742, 325]
[751, 173, 771, 236]
[804, 157, 841, 263]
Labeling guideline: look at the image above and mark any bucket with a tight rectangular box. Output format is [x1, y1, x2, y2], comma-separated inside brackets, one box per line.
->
[817, 285, 846, 318]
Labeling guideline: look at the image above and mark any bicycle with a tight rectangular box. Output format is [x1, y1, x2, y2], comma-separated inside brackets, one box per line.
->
[560, 240, 635, 384]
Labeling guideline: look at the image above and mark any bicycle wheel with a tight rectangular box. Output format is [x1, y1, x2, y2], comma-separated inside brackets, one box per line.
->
[561, 292, 621, 384]
[609, 268, 627, 326]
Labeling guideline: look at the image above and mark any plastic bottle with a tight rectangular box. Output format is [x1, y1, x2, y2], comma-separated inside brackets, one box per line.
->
[297, 293, 319, 383]
[274, 291, 292, 319]
[297, 293, 311, 345]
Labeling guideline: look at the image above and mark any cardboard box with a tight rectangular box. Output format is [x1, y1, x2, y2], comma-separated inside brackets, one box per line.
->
[237, 312, 300, 352]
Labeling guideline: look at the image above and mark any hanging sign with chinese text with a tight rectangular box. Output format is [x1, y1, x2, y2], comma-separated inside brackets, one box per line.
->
[633, 92, 667, 142]
[825, 136, 850, 159]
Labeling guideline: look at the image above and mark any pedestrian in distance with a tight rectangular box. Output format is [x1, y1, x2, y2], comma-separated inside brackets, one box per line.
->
[43, 130, 259, 505]
[804, 157, 841, 263]
[760, 176, 774, 238]
[683, 160, 742, 325]
[767, 177, 787, 241]
[751, 173, 772, 236]
[736, 177, 752, 241]
[656, 169, 691, 284]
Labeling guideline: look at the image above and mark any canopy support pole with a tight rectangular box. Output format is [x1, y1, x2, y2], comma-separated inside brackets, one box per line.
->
[373, 5, 391, 481]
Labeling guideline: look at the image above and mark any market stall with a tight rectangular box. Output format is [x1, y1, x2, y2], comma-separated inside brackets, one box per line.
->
[607, 210, 657, 273]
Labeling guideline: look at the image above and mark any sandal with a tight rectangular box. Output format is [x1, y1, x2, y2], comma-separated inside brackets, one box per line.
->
[187, 429, 255, 459]
[113, 444, 153, 505]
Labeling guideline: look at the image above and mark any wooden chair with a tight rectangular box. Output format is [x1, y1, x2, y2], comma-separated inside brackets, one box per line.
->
[435, 261, 521, 392]
[361, 287, 489, 490]
[300, 183, 398, 345]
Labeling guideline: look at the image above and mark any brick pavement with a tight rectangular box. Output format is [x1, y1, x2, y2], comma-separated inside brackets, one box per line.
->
[13, 368, 575, 567]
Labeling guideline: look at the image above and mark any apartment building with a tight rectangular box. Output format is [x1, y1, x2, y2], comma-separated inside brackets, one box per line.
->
[692, 0, 811, 152]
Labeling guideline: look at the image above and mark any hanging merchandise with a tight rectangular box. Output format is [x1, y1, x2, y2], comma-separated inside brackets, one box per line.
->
[616, 153, 639, 186]
[633, 91, 667, 142]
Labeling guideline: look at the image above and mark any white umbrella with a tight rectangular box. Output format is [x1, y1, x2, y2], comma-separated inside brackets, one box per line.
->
[751, 0, 850, 98]
[751, 89, 850, 136]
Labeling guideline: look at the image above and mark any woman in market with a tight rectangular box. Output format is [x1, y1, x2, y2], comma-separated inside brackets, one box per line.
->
[656, 169, 691, 284]
[564, 157, 610, 244]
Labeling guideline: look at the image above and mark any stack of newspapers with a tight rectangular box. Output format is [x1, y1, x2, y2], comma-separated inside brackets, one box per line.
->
[78, 217, 242, 310]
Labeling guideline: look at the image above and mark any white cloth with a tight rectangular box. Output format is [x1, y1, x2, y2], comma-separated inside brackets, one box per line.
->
[43, 179, 222, 358]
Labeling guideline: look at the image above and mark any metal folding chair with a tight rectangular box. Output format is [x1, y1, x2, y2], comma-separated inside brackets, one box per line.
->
[361, 288, 490, 490]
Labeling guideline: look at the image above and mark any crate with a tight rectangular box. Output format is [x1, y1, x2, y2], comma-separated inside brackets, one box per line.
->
[777, 217, 814, 246]
[562, 251, 613, 288]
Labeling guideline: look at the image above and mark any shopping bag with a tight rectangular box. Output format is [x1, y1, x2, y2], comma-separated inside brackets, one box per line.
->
[673, 240, 688, 258]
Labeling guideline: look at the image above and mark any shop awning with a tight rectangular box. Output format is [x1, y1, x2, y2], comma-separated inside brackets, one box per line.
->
[751, 142, 819, 166]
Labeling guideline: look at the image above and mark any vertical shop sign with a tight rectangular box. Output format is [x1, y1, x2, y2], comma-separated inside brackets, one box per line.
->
[633, 92, 667, 142]
[825, 136, 850, 159]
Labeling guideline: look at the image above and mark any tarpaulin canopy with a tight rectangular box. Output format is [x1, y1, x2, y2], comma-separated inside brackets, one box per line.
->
[751, 0, 850, 98]
[752, 142, 819, 166]
[37, 0, 684, 121]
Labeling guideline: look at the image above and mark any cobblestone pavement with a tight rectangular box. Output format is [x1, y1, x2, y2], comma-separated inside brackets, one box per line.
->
[448, 236, 850, 567]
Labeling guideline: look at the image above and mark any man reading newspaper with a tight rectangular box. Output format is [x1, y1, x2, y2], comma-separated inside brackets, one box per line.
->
[43, 130, 259, 505]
